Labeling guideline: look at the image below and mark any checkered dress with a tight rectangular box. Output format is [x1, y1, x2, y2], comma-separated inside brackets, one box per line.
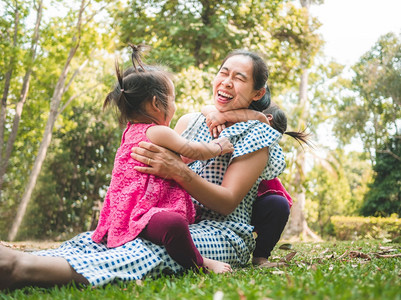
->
[33, 113, 285, 286]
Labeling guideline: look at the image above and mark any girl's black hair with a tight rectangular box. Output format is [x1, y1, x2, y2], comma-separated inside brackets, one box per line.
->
[219, 49, 270, 112]
[263, 104, 313, 148]
[104, 44, 172, 126]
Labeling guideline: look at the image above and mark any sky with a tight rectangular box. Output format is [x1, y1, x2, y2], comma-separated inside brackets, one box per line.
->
[310, 0, 401, 66]
[309, 0, 401, 152]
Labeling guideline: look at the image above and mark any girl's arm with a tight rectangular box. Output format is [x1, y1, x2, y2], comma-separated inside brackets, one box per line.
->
[202, 106, 269, 138]
[131, 141, 268, 215]
[215, 109, 269, 124]
[146, 125, 233, 161]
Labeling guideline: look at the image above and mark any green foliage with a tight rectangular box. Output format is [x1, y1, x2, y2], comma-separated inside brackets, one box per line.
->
[0, 0, 334, 239]
[305, 150, 373, 237]
[360, 137, 401, 217]
[331, 215, 401, 241]
[340, 151, 373, 214]
[0, 0, 118, 237]
[114, 0, 322, 96]
[17, 103, 121, 240]
[333, 33, 401, 160]
[116, 0, 282, 69]
[305, 151, 351, 236]
[173, 66, 214, 125]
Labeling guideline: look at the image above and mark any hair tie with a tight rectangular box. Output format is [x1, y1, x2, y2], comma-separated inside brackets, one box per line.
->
[214, 141, 223, 156]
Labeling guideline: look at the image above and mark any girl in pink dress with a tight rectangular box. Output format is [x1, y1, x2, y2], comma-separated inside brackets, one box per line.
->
[92, 44, 233, 273]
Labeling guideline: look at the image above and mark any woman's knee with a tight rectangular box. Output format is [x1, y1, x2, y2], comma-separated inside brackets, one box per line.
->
[252, 194, 290, 222]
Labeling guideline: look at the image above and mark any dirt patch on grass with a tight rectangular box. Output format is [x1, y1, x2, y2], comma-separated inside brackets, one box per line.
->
[0, 241, 62, 252]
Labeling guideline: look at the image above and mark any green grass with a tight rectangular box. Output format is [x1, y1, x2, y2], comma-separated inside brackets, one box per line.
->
[2, 240, 401, 300]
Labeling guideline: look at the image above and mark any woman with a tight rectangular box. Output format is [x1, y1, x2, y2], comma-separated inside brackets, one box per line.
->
[0, 50, 285, 290]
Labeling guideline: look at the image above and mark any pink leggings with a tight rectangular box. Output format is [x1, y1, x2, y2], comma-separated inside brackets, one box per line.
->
[139, 211, 203, 269]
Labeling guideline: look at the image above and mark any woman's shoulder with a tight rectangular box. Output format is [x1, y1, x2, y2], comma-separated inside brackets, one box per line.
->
[222, 120, 281, 140]
[176, 112, 202, 126]
[175, 113, 196, 133]
[176, 112, 205, 137]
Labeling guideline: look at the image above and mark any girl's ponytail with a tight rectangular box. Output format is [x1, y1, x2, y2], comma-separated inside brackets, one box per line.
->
[103, 44, 172, 126]
[263, 104, 313, 149]
[129, 43, 147, 71]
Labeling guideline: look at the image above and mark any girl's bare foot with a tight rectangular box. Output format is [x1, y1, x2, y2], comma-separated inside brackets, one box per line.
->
[202, 257, 232, 274]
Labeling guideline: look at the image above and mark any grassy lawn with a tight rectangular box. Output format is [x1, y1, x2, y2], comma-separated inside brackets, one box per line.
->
[2, 239, 401, 300]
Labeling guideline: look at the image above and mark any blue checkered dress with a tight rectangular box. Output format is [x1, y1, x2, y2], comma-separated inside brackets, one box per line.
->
[33, 113, 285, 286]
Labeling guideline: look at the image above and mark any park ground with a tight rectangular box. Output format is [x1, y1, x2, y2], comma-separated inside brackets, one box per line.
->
[1, 239, 400, 300]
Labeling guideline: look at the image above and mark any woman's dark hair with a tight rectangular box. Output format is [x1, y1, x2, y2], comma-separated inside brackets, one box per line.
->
[104, 44, 172, 126]
[219, 49, 270, 111]
[263, 104, 312, 148]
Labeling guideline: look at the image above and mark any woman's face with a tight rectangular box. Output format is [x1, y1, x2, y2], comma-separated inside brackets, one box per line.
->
[213, 55, 265, 112]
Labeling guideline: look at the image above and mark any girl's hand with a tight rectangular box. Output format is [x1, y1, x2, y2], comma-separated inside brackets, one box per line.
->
[214, 137, 234, 155]
[131, 142, 190, 181]
[205, 111, 227, 138]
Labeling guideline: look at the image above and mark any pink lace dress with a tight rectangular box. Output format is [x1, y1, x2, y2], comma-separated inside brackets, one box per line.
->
[92, 123, 196, 248]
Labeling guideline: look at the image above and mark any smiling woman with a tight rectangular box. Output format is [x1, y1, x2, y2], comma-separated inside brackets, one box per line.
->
[0, 49, 287, 290]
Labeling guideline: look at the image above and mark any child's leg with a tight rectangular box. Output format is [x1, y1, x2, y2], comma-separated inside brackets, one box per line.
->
[0, 244, 89, 290]
[251, 194, 290, 265]
[140, 211, 231, 273]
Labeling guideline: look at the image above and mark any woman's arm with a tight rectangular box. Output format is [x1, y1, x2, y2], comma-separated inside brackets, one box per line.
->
[146, 126, 233, 161]
[131, 142, 269, 215]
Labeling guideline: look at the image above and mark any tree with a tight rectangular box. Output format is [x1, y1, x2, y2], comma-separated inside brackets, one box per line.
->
[281, 0, 323, 240]
[305, 150, 372, 236]
[18, 103, 120, 239]
[8, 0, 113, 241]
[115, 0, 314, 95]
[333, 33, 401, 164]
[360, 137, 401, 217]
[329, 33, 401, 218]
[117, 0, 282, 70]
[0, 0, 43, 197]
[1, 0, 326, 240]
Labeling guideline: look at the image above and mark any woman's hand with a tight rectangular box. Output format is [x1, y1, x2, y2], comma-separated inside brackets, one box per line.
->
[131, 141, 191, 181]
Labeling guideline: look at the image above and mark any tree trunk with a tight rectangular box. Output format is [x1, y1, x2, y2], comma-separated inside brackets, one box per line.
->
[8, 0, 86, 241]
[0, 0, 43, 194]
[283, 0, 321, 241]
[0, 5, 19, 166]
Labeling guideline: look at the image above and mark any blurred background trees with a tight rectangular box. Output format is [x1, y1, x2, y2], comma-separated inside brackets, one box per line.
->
[0, 0, 399, 241]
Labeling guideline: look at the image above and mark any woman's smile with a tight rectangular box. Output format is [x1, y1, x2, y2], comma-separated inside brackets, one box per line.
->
[216, 90, 234, 104]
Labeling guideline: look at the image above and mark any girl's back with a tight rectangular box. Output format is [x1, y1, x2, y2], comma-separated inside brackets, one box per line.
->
[91, 123, 195, 248]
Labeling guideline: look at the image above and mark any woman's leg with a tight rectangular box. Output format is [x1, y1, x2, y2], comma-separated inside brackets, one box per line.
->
[0, 244, 89, 290]
[140, 211, 231, 273]
[251, 194, 290, 264]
